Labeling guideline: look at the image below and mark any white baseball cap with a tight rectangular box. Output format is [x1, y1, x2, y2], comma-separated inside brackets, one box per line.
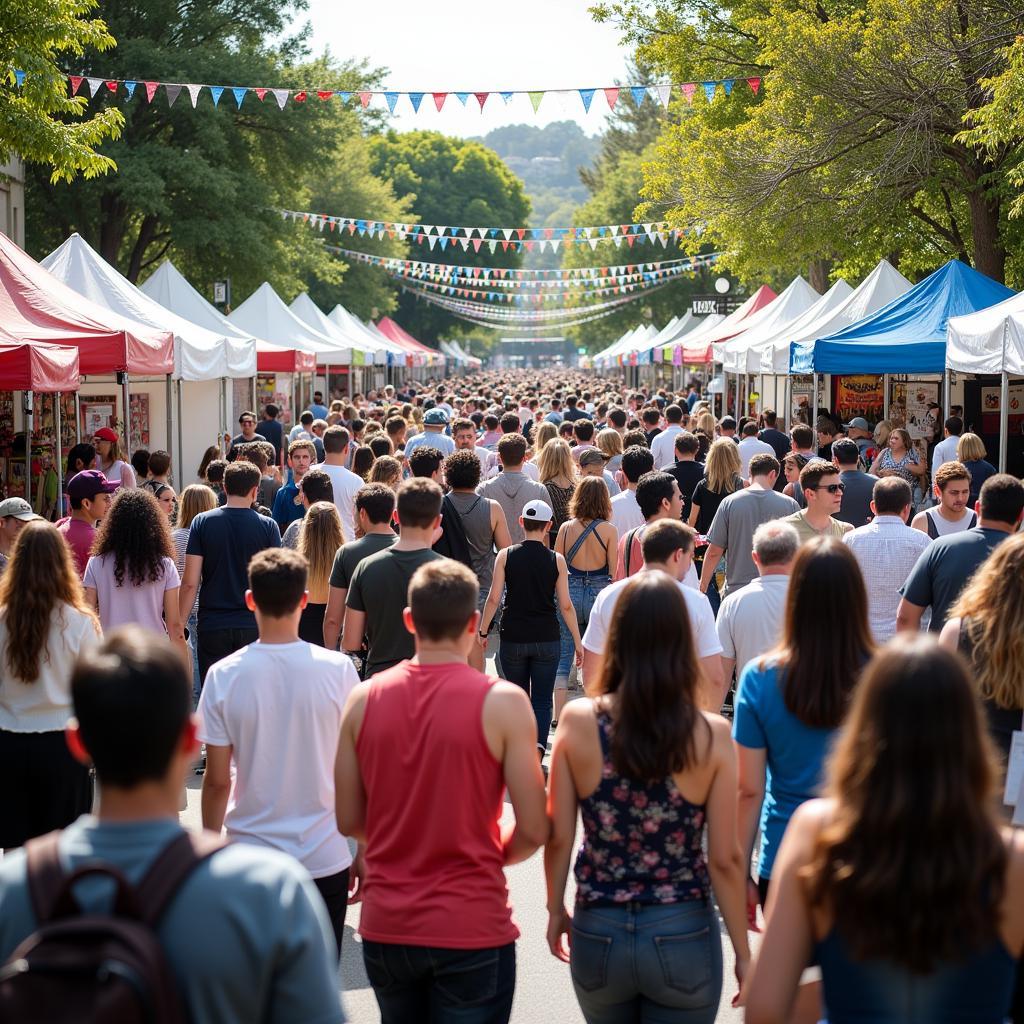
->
[522, 499, 553, 523]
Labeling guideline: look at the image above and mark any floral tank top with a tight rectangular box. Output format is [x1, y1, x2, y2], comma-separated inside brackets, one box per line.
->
[574, 709, 709, 905]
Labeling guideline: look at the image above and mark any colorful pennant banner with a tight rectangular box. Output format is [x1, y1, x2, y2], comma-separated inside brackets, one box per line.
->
[11, 70, 762, 115]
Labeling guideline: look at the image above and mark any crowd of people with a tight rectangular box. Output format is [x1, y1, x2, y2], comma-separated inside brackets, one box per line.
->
[0, 370, 1021, 1023]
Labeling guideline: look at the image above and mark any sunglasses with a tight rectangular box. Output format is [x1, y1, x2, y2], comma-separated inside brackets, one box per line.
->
[808, 482, 846, 494]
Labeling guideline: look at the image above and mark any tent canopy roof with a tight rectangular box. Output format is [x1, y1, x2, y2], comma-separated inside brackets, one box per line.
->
[678, 286, 777, 363]
[947, 289, 1024, 376]
[230, 283, 352, 361]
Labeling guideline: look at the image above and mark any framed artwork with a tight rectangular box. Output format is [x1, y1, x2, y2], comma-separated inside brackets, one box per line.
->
[81, 397, 117, 439]
[129, 393, 150, 450]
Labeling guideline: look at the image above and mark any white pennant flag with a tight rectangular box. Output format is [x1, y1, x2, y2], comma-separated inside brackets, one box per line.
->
[186, 84, 202, 107]
[87, 78, 103, 97]
[502, 228, 515, 240]
[613, 237, 624, 247]
[487, 240, 498, 252]
[272, 89, 289, 109]
[589, 238, 600, 250]
[427, 236, 437, 250]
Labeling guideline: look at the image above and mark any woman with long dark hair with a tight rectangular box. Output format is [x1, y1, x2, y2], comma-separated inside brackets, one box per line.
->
[545, 573, 750, 1022]
[0, 523, 99, 849]
[744, 635, 1024, 1023]
[83, 488, 188, 667]
[734, 537, 873, 914]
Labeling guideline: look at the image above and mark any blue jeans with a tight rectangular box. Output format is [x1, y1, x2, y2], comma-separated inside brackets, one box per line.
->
[186, 608, 201, 707]
[570, 901, 723, 1024]
[362, 940, 515, 1024]
[500, 638, 560, 753]
[557, 573, 611, 687]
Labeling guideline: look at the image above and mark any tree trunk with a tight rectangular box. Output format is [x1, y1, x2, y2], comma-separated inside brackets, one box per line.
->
[125, 215, 159, 284]
[98, 193, 126, 269]
[808, 258, 833, 293]
[966, 188, 1005, 284]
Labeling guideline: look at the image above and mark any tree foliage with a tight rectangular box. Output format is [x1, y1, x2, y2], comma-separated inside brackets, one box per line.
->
[1, 0, 123, 181]
[594, 0, 1024, 286]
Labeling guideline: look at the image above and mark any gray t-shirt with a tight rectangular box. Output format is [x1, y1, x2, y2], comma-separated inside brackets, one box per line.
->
[707, 487, 800, 595]
[0, 817, 344, 1023]
[477, 470, 550, 545]
[346, 547, 444, 675]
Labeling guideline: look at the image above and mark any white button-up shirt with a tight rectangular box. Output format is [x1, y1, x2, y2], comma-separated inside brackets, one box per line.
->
[651, 425, 683, 469]
[843, 515, 932, 641]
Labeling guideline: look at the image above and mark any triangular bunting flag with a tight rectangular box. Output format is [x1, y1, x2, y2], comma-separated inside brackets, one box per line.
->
[105, 80, 118, 93]
[317, 90, 333, 101]
[579, 88, 596, 112]
[702, 81, 716, 102]
[359, 92, 371, 107]
[14, 70, 25, 89]
[630, 85, 647, 106]
[165, 84, 182, 107]
[474, 92, 489, 110]
[501, 91, 514, 104]
[528, 91, 544, 113]
[273, 89, 289, 109]
[254, 87, 268, 102]
[681, 83, 697, 104]
[432, 92, 447, 111]
[70, 76, 85, 96]
[124, 80, 137, 98]
[232, 87, 246, 107]
[604, 87, 619, 109]
[455, 92, 469, 106]
[210, 86, 224, 106]
[656, 84, 672, 107]
[747, 77, 761, 95]
[384, 92, 399, 113]
[723, 79, 734, 95]
[87, 78, 103, 97]
[293, 91, 307, 102]
[186, 84, 202, 107]
[408, 92, 424, 112]
[336, 91, 351, 103]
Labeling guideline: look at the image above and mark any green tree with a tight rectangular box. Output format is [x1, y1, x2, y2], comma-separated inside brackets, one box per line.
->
[1, 0, 123, 181]
[368, 130, 531, 343]
[24, 0, 388, 306]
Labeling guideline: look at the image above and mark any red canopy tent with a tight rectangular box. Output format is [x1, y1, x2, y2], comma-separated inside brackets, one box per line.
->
[375, 317, 442, 365]
[0, 233, 173, 375]
[0, 336, 80, 391]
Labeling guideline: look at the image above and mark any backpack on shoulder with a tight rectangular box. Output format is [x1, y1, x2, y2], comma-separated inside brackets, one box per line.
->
[0, 829, 224, 1024]
[432, 493, 475, 568]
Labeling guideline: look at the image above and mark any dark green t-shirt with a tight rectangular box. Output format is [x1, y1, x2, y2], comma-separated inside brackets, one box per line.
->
[329, 532, 397, 591]
[346, 547, 444, 676]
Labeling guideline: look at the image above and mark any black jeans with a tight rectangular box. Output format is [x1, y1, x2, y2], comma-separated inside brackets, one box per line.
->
[313, 868, 349, 960]
[362, 940, 516, 1024]
[197, 626, 259, 686]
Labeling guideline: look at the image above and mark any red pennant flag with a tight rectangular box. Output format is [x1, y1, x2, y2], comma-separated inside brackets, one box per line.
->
[747, 77, 761, 95]
[472, 239, 482, 252]
[293, 91, 308, 102]
[682, 83, 697, 105]
[501, 241, 510, 252]
[627, 236, 636, 247]
[604, 87, 619, 109]
[105, 80, 119, 93]
[474, 92, 489, 110]
[302, 213, 310, 223]
[143, 81, 158, 102]
[346, 223, 356, 235]
[330, 221, 337, 231]
[386, 229, 396, 239]
[544, 228, 554, 239]
[254, 87, 268, 101]
[316, 90, 333, 101]
[515, 228, 526, 240]
[359, 92, 372, 108]
[69, 76, 84, 96]
[524, 241, 535, 252]
[432, 92, 447, 111]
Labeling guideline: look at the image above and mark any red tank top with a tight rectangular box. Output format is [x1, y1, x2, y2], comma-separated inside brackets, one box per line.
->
[355, 661, 519, 948]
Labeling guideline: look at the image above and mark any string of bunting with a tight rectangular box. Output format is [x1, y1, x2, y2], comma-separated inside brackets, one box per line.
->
[284, 207, 685, 249]
[10, 70, 761, 113]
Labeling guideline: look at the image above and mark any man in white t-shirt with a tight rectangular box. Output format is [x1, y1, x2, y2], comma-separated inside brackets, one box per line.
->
[650, 404, 685, 469]
[736, 421, 776, 479]
[317, 425, 364, 542]
[198, 547, 360, 958]
[583, 519, 724, 711]
[610, 444, 654, 535]
[930, 416, 963, 479]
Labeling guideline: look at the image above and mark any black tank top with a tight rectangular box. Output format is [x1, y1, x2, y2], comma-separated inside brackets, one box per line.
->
[500, 542, 559, 643]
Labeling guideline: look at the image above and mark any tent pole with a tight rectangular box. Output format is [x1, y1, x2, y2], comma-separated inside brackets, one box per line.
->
[120, 373, 131, 465]
[176, 381, 184, 486]
[812, 373, 819, 433]
[54, 394, 63, 519]
[1000, 371, 1010, 473]
[942, 370, 951, 422]
[251, 375, 257, 414]
[74, 391, 81, 445]
[883, 374, 890, 422]
[24, 391, 32, 503]
[220, 378, 228, 457]
[166, 376, 175, 490]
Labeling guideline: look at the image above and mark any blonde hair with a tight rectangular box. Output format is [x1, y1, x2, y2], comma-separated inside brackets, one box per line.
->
[177, 484, 218, 530]
[957, 433, 987, 462]
[537, 438, 576, 484]
[369, 455, 402, 488]
[596, 428, 624, 459]
[950, 531, 1024, 710]
[873, 419, 892, 447]
[695, 411, 717, 437]
[704, 437, 742, 493]
[532, 421, 558, 451]
[298, 501, 343, 603]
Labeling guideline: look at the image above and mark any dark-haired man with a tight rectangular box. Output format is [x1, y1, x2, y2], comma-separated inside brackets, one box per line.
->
[477, 433, 549, 545]
[255, 403, 284, 466]
[344, 478, 445, 677]
[758, 410, 791, 462]
[179, 460, 281, 684]
[281, 468, 335, 549]
[0, 628, 344, 1022]
[898, 473, 1024, 633]
[407, 445, 445, 483]
[663, 432, 704, 519]
[57, 469, 116, 577]
[610, 445, 655, 535]
[911, 460, 976, 538]
[199, 548, 360, 955]
[614, 470, 685, 581]
[318, 425, 363, 542]
[272, 439, 316, 531]
[782, 459, 855, 543]
[650, 404, 685, 468]
[931, 416, 964, 478]
[228, 411, 259, 461]
[336, 560, 547, 1024]
[832, 437, 878, 528]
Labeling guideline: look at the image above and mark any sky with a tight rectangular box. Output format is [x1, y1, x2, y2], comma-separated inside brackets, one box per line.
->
[301, 0, 633, 138]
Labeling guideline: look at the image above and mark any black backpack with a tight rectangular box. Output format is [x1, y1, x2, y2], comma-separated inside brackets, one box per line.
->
[0, 829, 224, 1024]
[432, 494, 475, 568]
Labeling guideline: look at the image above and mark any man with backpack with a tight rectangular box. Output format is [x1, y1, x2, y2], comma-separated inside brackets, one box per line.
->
[0, 627, 344, 1023]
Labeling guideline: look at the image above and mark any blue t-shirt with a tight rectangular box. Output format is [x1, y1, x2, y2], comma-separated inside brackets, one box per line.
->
[272, 482, 304, 530]
[0, 817, 344, 1023]
[187, 506, 281, 629]
[255, 419, 284, 464]
[733, 659, 838, 879]
[404, 430, 455, 457]
[309, 403, 329, 421]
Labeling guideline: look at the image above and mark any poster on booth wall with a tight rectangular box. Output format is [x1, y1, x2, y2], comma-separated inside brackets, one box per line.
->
[129, 394, 150, 452]
[790, 378, 824, 425]
[980, 384, 1024, 434]
[892, 381, 939, 442]
[81, 398, 117, 439]
[256, 374, 291, 426]
[835, 375, 884, 423]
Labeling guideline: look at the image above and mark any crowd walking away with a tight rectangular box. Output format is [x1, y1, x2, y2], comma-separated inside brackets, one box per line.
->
[1, 369, 1024, 1023]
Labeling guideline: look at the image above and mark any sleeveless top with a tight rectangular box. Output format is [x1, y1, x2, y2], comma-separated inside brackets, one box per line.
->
[959, 618, 1023, 767]
[816, 927, 1015, 1023]
[877, 447, 919, 485]
[574, 708, 710, 906]
[564, 519, 610, 576]
[446, 491, 496, 598]
[545, 481, 575, 540]
[355, 661, 518, 948]
[500, 542, 559, 643]
[925, 506, 977, 539]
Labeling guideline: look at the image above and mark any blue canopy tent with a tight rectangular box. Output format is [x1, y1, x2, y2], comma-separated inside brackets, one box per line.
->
[790, 260, 1013, 375]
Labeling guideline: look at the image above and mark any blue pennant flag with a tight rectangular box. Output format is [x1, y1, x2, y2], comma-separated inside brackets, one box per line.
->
[337, 91, 351, 103]
[438, 237, 449, 250]
[702, 81, 716, 102]
[500, 91, 514, 103]
[232, 87, 246, 107]
[579, 88, 596, 112]
[723, 79, 734, 95]
[210, 86, 224, 106]
[408, 92, 424, 112]
[384, 92, 399, 113]
[455, 92, 470, 106]
[14, 70, 25, 88]
[124, 80, 137, 98]
[630, 85, 647, 106]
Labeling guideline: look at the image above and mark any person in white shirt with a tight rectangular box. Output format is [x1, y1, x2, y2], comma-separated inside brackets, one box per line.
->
[736, 421, 776, 479]
[843, 476, 931, 642]
[610, 444, 654, 536]
[650, 404, 685, 469]
[314, 425, 363, 543]
[716, 520, 798, 685]
[198, 547, 360, 957]
[930, 416, 964, 479]
[452, 416, 494, 468]
[911, 460, 977, 539]
[583, 519, 725, 711]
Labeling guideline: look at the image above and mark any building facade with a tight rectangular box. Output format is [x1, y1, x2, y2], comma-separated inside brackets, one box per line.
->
[0, 157, 25, 247]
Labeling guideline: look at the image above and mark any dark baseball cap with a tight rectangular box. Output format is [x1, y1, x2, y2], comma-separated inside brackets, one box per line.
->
[67, 470, 118, 501]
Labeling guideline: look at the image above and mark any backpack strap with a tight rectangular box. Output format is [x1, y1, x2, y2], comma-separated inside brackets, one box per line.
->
[623, 526, 642, 577]
[134, 830, 226, 929]
[24, 831, 66, 925]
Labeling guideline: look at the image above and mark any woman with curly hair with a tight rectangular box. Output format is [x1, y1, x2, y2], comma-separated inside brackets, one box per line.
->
[0, 522, 100, 849]
[83, 488, 188, 667]
[297, 501, 344, 646]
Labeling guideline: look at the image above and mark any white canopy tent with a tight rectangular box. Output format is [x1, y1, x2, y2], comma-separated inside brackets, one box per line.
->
[595, 324, 659, 367]
[329, 305, 406, 364]
[230, 283, 352, 361]
[631, 316, 680, 356]
[289, 293, 378, 363]
[592, 325, 645, 366]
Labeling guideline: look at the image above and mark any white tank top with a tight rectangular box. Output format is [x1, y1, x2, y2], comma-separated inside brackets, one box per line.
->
[925, 506, 976, 538]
